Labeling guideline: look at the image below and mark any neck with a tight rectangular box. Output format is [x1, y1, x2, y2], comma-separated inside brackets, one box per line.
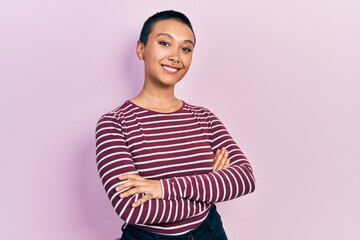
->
[135, 81, 178, 105]
[130, 80, 183, 113]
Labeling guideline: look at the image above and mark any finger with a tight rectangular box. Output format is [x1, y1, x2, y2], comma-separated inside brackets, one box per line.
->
[220, 150, 229, 170]
[115, 179, 144, 192]
[212, 149, 220, 170]
[212, 156, 220, 172]
[132, 198, 144, 208]
[215, 150, 229, 171]
[225, 159, 230, 168]
[132, 194, 152, 208]
[214, 149, 220, 158]
[213, 148, 225, 171]
[212, 148, 225, 172]
[119, 174, 142, 181]
[116, 174, 146, 191]
[115, 180, 134, 192]
[120, 187, 144, 198]
[222, 159, 230, 170]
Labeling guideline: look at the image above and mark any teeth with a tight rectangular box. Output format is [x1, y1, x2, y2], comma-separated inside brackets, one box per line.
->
[163, 65, 178, 73]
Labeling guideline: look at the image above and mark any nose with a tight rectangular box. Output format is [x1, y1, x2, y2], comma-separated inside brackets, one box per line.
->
[168, 54, 180, 65]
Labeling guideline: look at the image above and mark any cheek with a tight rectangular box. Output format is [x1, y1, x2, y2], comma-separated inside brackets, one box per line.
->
[144, 53, 161, 71]
[183, 55, 193, 68]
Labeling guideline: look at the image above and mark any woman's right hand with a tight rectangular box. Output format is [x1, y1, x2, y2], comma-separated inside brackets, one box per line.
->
[115, 174, 162, 208]
[212, 147, 230, 172]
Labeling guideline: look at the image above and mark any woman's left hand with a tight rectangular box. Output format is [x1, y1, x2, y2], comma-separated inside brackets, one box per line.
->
[115, 174, 162, 208]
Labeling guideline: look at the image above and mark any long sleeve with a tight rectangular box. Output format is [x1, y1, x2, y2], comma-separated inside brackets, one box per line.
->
[95, 113, 211, 225]
[160, 110, 255, 202]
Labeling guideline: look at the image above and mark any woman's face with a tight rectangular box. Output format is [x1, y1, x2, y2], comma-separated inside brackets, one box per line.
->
[137, 19, 195, 88]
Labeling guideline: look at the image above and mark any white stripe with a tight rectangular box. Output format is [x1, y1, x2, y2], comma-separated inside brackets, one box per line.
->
[134, 152, 212, 165]
[96, 138, 125, 151]
[225, 168, 239, 198]
[212, 139, 233, 151]
[218, 171, 228, 202]
[98, 157, 130, 174]
[157, 199, 166, 223]
[132, 139, 210, 154]
[101, 164, 134, 180]
[144, 167, 210, 179]
[187, 176, 194, 199]
[180, 199, 185, 221]
[165, 201, 172, 223]
[131, 112, 191, 121]
[126, 127, 209, 141]
[142, 199, 151, 224]
[173, 200, 178, 221]
[135, 200, 144, 224]
[96, 145, 127, 158]
[232, 165, 246, 196]
[187, 199, 191, 219]
[133, 146, 210, 159]
[95, 126, 121, 136]
[238, 166, 253, 193]
[96, 119, 116, 129]
[180, 178, 187, 198]
[97, 152, 127, 167]
[96, 132, 124, 145]
[213, 172, 220, 202]
[199, 176, 206, 201]
[116, 195, 133, 217]
[174, 178, 181, 199]
[204, 174, 213, 201]
[128, 132, 210, 148]
[138, 159, 211, 173]
[167, 179, 171, 200]
[194, 176, 200, 201]
[152, 199, 159, 224]
[126, 122, 199, 135]
[125, 195, 138, 223]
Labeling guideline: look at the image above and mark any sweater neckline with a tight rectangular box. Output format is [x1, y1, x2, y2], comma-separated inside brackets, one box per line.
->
[126, 100, 186, 114]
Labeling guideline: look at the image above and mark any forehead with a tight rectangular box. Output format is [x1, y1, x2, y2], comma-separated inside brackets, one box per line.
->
[149, 19, 195, 43]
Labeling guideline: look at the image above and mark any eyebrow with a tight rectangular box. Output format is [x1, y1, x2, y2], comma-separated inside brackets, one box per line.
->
[156, 33, 195, 46]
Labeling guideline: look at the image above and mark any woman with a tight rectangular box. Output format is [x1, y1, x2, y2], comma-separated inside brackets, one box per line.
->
[95, 10, 255, 240]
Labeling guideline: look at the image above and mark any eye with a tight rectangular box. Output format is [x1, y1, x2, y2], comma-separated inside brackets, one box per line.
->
[182, 47, 192, 53]
[159, 41, 170, 47]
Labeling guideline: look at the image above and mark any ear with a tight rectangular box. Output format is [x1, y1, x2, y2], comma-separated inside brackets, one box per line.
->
[136, 40, 145, 60]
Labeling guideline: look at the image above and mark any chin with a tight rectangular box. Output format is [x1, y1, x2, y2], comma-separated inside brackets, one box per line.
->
[158, 76, 184, 87]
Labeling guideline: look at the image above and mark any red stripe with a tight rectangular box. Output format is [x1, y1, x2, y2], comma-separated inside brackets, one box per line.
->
[95, 100, 255, 235]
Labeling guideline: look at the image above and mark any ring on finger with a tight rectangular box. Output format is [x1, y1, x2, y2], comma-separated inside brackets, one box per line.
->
[145, 193, 153, 200]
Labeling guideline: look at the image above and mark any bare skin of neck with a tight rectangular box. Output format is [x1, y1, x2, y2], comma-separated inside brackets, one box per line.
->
[130, 80, 183, 113]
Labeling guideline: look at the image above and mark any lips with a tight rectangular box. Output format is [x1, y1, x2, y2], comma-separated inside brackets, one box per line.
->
[161, 65, 180, 74]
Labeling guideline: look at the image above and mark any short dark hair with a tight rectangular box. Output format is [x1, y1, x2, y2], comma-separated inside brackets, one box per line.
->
[139, 10, 196, 46]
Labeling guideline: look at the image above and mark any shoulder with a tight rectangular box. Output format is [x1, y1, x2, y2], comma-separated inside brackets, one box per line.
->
[97, 100, 134, 125]
[185, 102, 225, 129]
[185, 102, 217, 118]
[185, 102, 212, 115]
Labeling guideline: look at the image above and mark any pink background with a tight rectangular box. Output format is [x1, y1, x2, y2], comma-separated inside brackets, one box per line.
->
[1, 1, 359, 239]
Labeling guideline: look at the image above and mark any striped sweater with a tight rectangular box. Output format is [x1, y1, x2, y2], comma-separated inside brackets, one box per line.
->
[95, 100, 255, 235]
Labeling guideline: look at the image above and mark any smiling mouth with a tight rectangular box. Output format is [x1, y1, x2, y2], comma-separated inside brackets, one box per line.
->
[162, 65, 179, 74]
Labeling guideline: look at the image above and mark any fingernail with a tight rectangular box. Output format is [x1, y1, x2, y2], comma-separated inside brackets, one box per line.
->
[115, 187, 119, 191]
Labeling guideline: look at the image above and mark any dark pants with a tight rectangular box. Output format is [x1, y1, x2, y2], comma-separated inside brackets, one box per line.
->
[119, 205, 228, 240]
